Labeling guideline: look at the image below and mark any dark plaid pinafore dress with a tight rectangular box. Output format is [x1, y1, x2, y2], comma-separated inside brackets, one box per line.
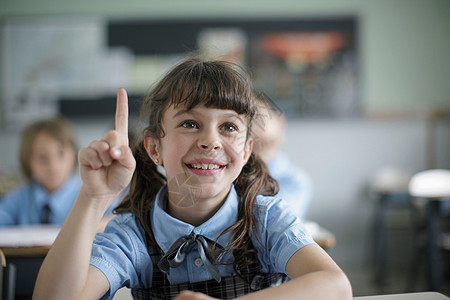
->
[132, 228, 288, 299]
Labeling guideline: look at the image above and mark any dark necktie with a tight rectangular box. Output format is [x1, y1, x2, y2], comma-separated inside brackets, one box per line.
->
[157, 232, 223, 282]
[42, 204, 51, 224]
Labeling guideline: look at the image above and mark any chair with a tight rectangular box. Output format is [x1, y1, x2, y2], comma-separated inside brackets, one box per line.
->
[408, 169, 450, 292]
[370, 166, 413, 286]
[0, 249, 16, 300]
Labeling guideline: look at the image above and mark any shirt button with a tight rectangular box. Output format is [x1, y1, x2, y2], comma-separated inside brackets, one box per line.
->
[194, 258, 203, 267]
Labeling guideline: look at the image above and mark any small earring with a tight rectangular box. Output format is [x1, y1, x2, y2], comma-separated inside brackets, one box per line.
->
[154, 159, 159, 165]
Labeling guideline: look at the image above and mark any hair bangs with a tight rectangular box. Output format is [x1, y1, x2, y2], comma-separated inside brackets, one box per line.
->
[166, 59, 256, 120]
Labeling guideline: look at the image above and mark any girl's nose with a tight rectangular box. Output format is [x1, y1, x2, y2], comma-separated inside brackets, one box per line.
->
[198, 131, 222, 151]
[200, 141, 221, 151]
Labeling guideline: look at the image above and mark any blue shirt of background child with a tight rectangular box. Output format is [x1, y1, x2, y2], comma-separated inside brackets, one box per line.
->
[0, 174, 82, 226]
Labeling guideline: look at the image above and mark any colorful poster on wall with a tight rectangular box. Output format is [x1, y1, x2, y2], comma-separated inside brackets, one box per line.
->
[249, 30, 358, 118]
[108, 17, 359, 119]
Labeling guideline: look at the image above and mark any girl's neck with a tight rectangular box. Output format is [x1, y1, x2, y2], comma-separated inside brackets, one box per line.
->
[166, 192, 228, 227]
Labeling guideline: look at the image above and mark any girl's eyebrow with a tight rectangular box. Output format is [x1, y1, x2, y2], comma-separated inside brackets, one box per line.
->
[172, 109, 190, 119]
[222, 113, 244, 124]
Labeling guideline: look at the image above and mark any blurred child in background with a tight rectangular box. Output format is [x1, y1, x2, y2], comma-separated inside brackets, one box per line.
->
[252, 91, 313, 220]
[0, 117, 114, 229]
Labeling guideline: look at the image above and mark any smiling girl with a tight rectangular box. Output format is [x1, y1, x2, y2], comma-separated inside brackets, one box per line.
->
[34, 58, 352, 299]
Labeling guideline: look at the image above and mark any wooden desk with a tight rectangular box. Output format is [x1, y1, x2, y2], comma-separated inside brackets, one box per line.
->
[1, 246, 50, 258]
[0, 225, 60, 299]
[0, 225, 59, 256]
[354, 292, 449, 299]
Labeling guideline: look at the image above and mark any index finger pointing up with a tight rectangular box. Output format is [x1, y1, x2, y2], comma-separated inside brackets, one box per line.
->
[115, 88, 129, 145]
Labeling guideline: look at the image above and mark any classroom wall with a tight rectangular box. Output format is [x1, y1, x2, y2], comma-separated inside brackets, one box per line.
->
[1, 0, 449, 115]
[0, 0, 449, 270]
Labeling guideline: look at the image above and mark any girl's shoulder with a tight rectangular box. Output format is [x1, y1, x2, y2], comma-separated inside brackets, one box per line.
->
[94, 213, 150, 262]
[102, 213, 147, 244]
[250, 194, 315, 273]
[91, 213, 153, 293]
[253, 194, 302, 228]
[254, 194, 288, 212]
[106, 213, 144, 232]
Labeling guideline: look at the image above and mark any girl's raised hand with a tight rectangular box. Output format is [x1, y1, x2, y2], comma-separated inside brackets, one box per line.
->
[78, 88, 136, 205]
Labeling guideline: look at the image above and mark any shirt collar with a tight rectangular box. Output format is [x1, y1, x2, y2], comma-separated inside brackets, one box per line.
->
[31, 182, 49, 206]
[151, 184, 239, 253]
[32, 175, 81, 212]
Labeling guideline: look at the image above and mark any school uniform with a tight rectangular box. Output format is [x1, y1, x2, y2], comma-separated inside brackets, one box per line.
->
[0, 175, 82, 226]
[90, 184, 315, 299]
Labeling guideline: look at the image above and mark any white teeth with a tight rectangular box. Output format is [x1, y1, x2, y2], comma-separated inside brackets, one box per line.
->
[191, 163, 220, 170]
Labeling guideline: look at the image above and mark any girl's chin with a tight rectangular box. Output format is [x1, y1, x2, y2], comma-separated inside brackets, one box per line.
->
[168, 181, 227, 207]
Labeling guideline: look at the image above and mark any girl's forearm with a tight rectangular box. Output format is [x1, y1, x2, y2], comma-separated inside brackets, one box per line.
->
[33, 189, 110, 300]
[238, 270, 352, 300]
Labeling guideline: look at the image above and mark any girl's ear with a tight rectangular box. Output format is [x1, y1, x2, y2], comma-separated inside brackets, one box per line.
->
[144, 133, 161, 165]
[243, 139, 253, 163]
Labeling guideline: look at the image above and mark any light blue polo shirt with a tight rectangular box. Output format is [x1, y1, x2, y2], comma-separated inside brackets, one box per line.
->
[0, 175, 82, 226]
[90, 184, 315, 299]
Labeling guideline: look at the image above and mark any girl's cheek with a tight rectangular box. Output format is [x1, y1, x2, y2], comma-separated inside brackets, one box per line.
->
[229, 135, 248, 153]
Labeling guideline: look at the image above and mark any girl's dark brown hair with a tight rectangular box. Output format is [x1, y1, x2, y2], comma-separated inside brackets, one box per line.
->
[115, 57, 279, 272]
[20, 117, 78, 181]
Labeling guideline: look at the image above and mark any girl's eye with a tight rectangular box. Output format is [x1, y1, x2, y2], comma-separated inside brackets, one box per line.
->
[181, 120, 199, 129]
[221, 123, 238, 132]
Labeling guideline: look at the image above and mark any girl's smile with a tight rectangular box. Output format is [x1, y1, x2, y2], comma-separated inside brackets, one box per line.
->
[185, 158, 226, 176]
